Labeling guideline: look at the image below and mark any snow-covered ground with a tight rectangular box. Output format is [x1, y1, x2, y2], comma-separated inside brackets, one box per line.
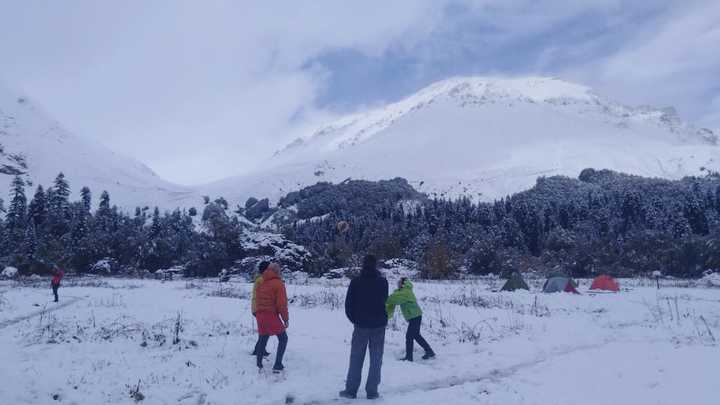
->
[0, 276, 718, 405]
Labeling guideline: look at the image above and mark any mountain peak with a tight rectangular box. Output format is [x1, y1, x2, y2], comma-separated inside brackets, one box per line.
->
[0, 84, 195, 210]
[276, 75, 711, 160]
[414, 75, 595, 104]
[225, 75, 720, 206]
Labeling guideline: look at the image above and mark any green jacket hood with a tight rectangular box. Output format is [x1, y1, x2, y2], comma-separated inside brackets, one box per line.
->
[386, 279, 422, 320]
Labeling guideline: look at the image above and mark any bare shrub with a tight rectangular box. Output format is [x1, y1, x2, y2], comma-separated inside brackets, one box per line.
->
[290, 290, 343, 310]
[457, 322, 483, 345]
[173, 312, 183, 345]
[208, 285, 250, 300]
[128, 380, 145, 402]
[95, 316, 145, 341]
[88, 293, 126, 308]
[0, 292, 7, 310]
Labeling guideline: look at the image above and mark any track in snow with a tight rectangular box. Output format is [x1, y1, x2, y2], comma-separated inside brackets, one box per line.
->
[0, 296, 83, 330]
[298, 341, 610, 405]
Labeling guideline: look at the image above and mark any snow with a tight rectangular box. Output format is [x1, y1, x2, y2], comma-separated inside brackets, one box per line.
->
[198, 75, 720, 205]
[0, 81, 199, 211]
[700, 271, 720, 287]
[241, 231, 310, 259]
[0, 276, 718, 404]
[4, 76, 719, 212]
[1, 266, 18, 278]
[90, 259, 114, 274]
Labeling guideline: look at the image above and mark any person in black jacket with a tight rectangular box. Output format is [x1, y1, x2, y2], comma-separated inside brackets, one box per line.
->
[339, 255, 388, 400]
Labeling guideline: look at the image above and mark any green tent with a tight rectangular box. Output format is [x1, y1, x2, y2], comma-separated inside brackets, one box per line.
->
[542, 277, 579, 294]
[501, 272, 530, 292]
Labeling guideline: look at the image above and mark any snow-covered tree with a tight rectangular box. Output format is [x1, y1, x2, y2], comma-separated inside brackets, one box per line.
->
[6, 176, 27, 238]
[28, 185, 47, 228]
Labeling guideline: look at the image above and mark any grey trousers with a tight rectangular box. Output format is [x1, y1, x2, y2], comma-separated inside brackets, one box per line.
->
[345, 326, 385, 395]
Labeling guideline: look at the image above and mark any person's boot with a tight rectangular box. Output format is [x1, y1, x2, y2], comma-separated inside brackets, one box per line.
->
[400, 355, 413, 362]
[338, 390, 357, 399]
[367, 392, 380, 400]
[422, 351, 436, 360]
[272, 363, 284, 374]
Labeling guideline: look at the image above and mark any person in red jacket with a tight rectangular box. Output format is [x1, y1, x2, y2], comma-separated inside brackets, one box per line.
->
[51, 265, 65, 302]
[253, 262, 289, 372]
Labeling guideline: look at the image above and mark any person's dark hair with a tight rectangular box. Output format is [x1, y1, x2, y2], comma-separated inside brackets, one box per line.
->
[258, 261, 270, 273]
[398, 277, 408, 287]
[361, 255, 378, 277]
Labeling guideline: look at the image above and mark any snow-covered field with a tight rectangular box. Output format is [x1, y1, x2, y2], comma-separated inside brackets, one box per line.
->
[1, 276, 718, 405]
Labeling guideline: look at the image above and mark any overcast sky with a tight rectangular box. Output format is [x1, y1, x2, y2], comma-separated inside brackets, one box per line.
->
[1, 1, 718, 185]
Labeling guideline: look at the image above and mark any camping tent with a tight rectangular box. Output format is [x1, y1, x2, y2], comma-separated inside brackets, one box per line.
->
[542, 277, 579, 294]
[501, 272, 530, 291]
[590, 275, 619, 292]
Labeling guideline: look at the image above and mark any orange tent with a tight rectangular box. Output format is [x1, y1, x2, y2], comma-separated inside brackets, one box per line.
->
[590, 275, 620, 292]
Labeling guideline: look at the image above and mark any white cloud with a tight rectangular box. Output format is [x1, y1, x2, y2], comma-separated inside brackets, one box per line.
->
[1, 0, 718, 184]
[565, 0, 720, 121]
[0, 0, 451, 184]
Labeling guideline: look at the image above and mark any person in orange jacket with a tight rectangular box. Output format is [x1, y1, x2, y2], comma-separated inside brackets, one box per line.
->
[251, 261, 271, 358]
[254, 262, 289, 372]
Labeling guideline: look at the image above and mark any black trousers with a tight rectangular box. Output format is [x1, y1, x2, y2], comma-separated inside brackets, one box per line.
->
[52, 284, 59, 302]
[405, 316, 433, 360]
[256, 332, 288, 369]
[252, 335, 268, 355]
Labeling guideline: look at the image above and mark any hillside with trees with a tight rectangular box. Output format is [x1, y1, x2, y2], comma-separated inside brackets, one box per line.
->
[2, 170, 720, 279]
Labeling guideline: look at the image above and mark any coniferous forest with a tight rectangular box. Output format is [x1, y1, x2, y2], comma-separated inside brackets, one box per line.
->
[1, 173, 240, 277]
[3, 169, 720, 279]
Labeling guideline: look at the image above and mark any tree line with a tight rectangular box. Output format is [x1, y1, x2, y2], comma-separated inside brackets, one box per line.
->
[0, 173, 242, 276]
[3, 169, 720, 279]
[284, 170, 720, 279]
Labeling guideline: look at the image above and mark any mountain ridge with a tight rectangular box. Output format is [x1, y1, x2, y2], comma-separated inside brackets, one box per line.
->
[197, 75, 719, 205]
[0, 81, 198, 211]
[275, 76, 717, 159]
[3, 76, 718, 211]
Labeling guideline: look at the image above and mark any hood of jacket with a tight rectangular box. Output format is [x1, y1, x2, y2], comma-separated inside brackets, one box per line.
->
[262, 268, 281, 282]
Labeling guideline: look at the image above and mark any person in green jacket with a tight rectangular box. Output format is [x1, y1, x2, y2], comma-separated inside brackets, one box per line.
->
[386, 277, 435, 361]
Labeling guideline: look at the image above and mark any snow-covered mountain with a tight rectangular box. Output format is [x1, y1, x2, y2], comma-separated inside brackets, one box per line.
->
[4, 76, 718, 211]
[0, 82, 197, 211]
[198, 76, 719, 203]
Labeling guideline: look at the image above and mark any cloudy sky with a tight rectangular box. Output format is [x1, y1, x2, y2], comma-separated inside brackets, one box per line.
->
[1, 0, 718, 185]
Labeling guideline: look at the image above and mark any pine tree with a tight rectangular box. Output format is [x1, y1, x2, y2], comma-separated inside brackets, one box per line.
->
[49, 173, 70, 214]
[150, 207, 162, 238]
[6, 176, 27, 234]
[21, 221, 38, 261]
[45, 173, 72, 239]
[80, 186, 92, 213]
[53, 172, 70, 200]
[99, 191, 111, 213]
[28, 185, 47, 227]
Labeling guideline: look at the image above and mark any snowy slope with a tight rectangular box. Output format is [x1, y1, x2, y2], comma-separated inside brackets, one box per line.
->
[0, 82, 198, 211]
[1, 277, 718, 404]
[199, 76, 719, 203]
[5, 76, 718, 210]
